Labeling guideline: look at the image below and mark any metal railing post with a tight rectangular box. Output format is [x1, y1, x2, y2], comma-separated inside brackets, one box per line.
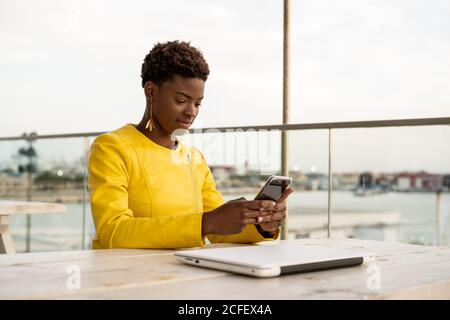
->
[436, 190, 441, 246]
[25, 139, 32, 252]
[25, 134, 36, 252]
[327, 129, 333, 238]
[81, 137, 89, 250]
[281, 0, 291, 240]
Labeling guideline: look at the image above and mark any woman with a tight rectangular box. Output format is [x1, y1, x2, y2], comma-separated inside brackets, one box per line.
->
[87, 40, 293, 249]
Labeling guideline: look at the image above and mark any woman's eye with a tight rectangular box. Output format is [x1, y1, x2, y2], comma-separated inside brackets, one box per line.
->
[195, 104, 201, 108]
[176, 100, 186, 104]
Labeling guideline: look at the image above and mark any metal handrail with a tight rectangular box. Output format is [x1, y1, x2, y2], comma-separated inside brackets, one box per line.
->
[1, 116, 449, 248]
[1, 117, 449, 141]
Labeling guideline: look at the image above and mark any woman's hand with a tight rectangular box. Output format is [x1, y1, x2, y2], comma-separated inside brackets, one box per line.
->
[202, 198, 277, 236]
[256, 188, 294, 233]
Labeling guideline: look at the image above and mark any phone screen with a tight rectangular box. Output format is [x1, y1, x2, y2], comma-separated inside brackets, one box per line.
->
[254, 177, 291, 202]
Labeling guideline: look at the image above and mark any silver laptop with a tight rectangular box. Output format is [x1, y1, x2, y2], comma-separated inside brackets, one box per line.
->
[175, 243, 375, 278]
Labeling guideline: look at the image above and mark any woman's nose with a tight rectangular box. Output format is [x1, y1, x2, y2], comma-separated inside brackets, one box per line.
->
[184, 102, 197, 116]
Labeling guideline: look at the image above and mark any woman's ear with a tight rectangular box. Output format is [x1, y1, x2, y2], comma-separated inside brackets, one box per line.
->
[144, 81, 156, 100]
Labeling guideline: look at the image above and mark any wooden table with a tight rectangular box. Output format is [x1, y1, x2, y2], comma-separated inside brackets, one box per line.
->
[0, 238, 449, 299]
[0, 200, 66, 254]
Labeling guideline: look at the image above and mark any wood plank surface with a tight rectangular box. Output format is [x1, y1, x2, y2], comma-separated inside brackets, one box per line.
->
[0, 239, 449, 300]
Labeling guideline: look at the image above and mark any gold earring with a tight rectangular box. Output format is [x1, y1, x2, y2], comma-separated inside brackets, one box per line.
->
[145, 98, 155, 132]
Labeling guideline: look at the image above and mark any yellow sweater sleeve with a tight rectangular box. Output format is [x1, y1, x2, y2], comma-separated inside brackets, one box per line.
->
[88, 135, 205, 249]
[199, 151, 280, 244]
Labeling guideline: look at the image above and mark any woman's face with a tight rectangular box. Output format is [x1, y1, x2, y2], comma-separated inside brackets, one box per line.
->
[147, 75, 204, 134]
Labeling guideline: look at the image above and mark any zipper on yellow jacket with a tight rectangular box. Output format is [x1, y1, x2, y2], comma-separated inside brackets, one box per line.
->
[187, 151, 199, 215]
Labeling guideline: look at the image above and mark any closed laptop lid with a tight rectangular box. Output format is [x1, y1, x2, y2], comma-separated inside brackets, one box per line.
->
[175, 243, 374, 269]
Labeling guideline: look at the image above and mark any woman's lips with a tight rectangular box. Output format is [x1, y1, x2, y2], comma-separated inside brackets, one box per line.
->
[177, 120, 191, 129]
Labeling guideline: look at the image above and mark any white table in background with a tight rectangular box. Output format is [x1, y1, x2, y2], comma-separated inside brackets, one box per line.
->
[0, 200, 66, 254]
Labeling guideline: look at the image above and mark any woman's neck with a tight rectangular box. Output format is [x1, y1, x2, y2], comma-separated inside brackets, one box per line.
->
[135, 119, 177, 150]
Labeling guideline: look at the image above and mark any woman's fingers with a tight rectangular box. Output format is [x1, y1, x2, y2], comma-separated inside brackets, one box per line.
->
[243, 216, 264, 225]
[274, 202, 286, 211]
[243, 212, 285, 225]
[277, 187, 294, 203]
[259, 222, 281, 232]
[257, 211, 286, 223]
[242, 203, 285, 216]
[242, 209, 272, 218]
[244, 200, 277, 211]
[258, 218, 283, 231]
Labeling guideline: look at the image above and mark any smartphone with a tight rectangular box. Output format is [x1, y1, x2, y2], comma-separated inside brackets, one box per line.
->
[254, 175, 292, 202]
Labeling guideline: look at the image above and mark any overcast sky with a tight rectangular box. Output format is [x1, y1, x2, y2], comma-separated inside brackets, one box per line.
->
[1, 0, 449, 173]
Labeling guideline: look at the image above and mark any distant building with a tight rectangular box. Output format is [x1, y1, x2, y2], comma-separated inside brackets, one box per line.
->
[396, 175, 410, 191]
[304, 173, 336, 191]
[395, 172, 441, 192]
[336, 172, 359, 191]
[209, 165, 236, 188]
[443, 175, 450, 191]
[358, 172, 374, 189]
[290, 171, 309, 191]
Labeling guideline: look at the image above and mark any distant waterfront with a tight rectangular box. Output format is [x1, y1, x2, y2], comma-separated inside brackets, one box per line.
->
[8, 191, 450, 252]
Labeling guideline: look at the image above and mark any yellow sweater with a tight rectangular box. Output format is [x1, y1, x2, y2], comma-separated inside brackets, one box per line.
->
[87, 124, 279, 249]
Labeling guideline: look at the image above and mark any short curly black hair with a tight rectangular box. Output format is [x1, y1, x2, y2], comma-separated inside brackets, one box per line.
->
[141, 40, 210, 87]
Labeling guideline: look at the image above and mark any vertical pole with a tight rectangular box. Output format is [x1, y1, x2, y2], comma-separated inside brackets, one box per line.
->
[327, 129, 332, 238]
[281, 0, 291, 240]
[81, 137, 89, 250]
[25, 138, 32, 252]
[436, 190, 441, 246]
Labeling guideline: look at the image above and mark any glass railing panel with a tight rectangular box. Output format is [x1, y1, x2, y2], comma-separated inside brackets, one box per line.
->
[0, 137, 96, 252]
[331, 125, 450, 246]
[286, 130, 330, 239]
